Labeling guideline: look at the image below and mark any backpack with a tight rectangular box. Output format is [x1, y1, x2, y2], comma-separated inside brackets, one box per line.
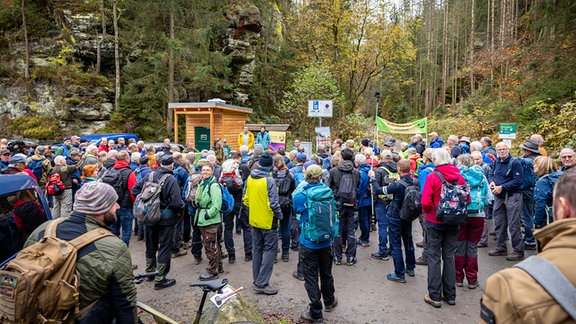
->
[185, 173, 204, 203]
[300, 184, 339, 243]
[220, 172, 242, 195]
[398, 179, 422, 222]
[135, 166, 145, 182]
[207, 182, 235, 215]
[133, 173, 172, 225]
[337, 171, 357, 206]
[45, 170, 65, 196]
[507, 157, 536, 191]
[293, 167, 305, 187]
[434, 171, 470, 225]
[0, 219, 113, 323]
[274, 172, 294, 207]
[27, 158, 45, 182]
[100, 168, 131, 205]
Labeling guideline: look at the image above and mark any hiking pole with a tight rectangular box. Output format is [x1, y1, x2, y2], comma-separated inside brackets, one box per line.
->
[370, 183, 376, 232]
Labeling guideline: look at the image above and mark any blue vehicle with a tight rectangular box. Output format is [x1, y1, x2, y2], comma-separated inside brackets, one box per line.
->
[80, 133, 139, 145]
[0, 174, 52, 266]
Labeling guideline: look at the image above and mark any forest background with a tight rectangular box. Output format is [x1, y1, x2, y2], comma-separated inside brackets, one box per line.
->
[1, 0, 575, 153]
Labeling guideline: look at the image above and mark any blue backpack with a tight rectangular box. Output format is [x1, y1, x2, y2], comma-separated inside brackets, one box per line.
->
[27, 158, 45, 181]
[209, 182, 235, 215]
[507, 157, 535, 191]
[300, 184, 339, 243]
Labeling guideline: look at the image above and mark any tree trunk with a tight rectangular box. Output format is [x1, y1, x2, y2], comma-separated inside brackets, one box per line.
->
[96, 0, 106, 73]
[113, 0, 120, 111]
[470, 0, 475, 95]
[441, 0, 448, 106]
[21, 0, 29, 79]
[167, 9, 175, 135]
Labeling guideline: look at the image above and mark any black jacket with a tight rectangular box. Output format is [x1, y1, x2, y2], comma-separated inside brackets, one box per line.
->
[132, 167, 184, 225]
[328, 160, 360, 199]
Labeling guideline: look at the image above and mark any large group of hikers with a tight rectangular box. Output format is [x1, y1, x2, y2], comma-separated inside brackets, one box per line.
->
[0, 128, 575, 324]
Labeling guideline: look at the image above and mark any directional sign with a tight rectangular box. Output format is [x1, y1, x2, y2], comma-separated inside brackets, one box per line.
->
[499, 123, 517, 139]
[308, 100, 333, 118]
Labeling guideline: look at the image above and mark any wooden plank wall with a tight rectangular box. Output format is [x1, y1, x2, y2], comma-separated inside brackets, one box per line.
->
[184, 110, 248, 151]
[221, 110, 249, 151]
[185, 114, 210, 147]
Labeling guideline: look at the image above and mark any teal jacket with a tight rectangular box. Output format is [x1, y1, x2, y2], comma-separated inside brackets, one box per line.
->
[194, 176, 222, 227]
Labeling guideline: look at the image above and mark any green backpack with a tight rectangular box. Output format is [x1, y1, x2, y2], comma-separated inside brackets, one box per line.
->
[301, 184, 339, 243]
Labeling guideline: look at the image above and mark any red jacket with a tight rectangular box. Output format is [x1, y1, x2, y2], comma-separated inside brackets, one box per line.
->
[98, 144, 109, 153]
[422, 164, 466, 225]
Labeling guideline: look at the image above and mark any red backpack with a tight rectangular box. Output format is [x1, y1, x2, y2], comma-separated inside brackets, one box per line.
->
[45, 173, 65, 196]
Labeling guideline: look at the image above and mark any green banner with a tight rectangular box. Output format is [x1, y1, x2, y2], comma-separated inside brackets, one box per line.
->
[376, 116, 428, 135]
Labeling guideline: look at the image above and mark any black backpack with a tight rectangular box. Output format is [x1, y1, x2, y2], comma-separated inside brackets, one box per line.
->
[100, 168, 131, 206]
[274, 172, 294, 207]
[338, 171, 357, 206]
[398, 179, 422, 222]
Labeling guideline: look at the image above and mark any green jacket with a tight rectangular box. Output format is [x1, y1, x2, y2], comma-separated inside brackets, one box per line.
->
[194, 176, 222, 227]
[25, 212, 137, 323]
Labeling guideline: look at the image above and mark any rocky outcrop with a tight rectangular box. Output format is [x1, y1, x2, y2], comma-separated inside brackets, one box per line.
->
[199, 285, 263, 324]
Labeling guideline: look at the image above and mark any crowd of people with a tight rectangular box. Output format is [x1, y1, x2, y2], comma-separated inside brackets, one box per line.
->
[1, 128, 575, 323]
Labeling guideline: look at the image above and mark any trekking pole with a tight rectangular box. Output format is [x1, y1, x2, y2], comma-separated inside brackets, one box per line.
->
[370, 183, 376, 232]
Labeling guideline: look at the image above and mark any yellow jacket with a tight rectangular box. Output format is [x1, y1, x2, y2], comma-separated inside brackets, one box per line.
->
[238, 131, 254, 150]
[481, 218, 576, 324]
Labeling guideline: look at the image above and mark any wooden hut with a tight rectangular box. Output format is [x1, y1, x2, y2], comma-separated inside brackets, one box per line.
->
[169, 100, 253, 151]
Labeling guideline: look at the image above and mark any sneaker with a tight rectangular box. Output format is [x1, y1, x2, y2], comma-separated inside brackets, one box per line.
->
[488, 249, 507, 256]
[171, 249, 187, 258]
[477, 242, 488, 248]
[236, 229, 242, 235]
[290, 245, 299, 252]
[282, 254, 289, 262]
[442, 296, 456, 306]
[468, 282, 479, 289]
[415, 257, 428, 266]
[300, 310, 323, 323]
[456, 281, 463, 287]
[406, 269, 415, 277]
[334, 260, 342, 266]
[154, 278, 176, 290]
[245, 254, 252, 262]
[371, 253, 389, 261]
[416, 241, 424, 248]
[506, 252, 524, 261]
[194, 258, 202, 265]
[254, 284, 278, 295]
[361, 242, 370, 247]
[524, 243, 536, 250]
[218, 267, 224, 274]
[324, 296, 338, 312]
[424, 294, 441, 308]
[386, 273, 406, 284]
[292, 271, 305, 281]
[346, 258, 357, 266]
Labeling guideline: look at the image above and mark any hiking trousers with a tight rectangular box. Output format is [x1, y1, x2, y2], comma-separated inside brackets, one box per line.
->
[455, 216, 484, 284]
[200, 224, 222, 275]
[388, 215, 415, 277]
[301, 245, 336, 320]
[375, 202, 389, 256]
[52, 188, 73, 219]
[145, 220, 175, 280]
[252, 227, 278, 288]
[426, 222, 459, 302]
[332, 205, 357, 262]
[494, 193, 524, 254]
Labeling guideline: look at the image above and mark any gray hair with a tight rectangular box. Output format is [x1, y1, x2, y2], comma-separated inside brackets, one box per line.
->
[86, 144, 97, 154]
[354, 153, 366, 165]
[107, 150, 118, 159]
[456, 154, 475, 167]
[54, 155, 66, 165]
[240, 145, 249, 155]
[470, 141, 483, 152]
[146, 145, 155, 152]
[186, 152, 196, 163]
[431, 148, 453, 166]
[131, 152, 141, 163]
[35, 145, 45, 155]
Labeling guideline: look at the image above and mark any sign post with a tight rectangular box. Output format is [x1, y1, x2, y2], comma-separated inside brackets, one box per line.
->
[499, 123, 517, 148]
[308, 100, 333, 128]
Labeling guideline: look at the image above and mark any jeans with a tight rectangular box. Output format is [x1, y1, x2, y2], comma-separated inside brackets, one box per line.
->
[223, 211, 236, 257]
[357, 205, 371, 244]
[110, 207, 133, 247]
[332, 205, 357, 262]
[494, 193, 524, 254]
[238, 203, 252, 256]
[301, 245, 336, 320]
[388, 215, 415, 277]
[426, 222, 459, 301]
[252, 227, 278, 288]
[455, 217, 484, 284]
[375, 202, 389, 255]
[521, 191, 536, 245]
[279, 205, 292, 256]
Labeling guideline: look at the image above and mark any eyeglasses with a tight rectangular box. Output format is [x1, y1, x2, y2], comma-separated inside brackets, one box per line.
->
[561, 155, 574, 159]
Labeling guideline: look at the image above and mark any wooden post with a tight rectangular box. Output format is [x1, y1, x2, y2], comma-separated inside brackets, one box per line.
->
[209, 108, 214, 146]
[173, 109, 178, 143]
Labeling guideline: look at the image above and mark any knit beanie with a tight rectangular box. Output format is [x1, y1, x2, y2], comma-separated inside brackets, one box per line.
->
[259, 152, 273, 168]
[74, 182, 119, 215]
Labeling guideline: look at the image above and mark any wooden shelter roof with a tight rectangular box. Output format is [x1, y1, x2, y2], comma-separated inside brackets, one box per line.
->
[246, 124, 291, 132]
[168, 102, 253, 114]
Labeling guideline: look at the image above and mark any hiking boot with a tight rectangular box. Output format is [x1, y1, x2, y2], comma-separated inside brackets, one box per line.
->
[371, 252, 389, 261]
[456, 281, 464, 287]
[221, 253, 228, 259]
[229, 255, 236, 264]
[290, 245, 299, 252]
[442, 297, 456, 306]
[282, 254, 289, 262]
[488, 249, 507, 256]
[415, 257, 428, 266]
[477, 242, 487, 248]
[406, 269, 415, 277]
[194, 258, 202, 265]
[218, 266, 224, 274]
[346, 258, 357, 266]
[324, 296, 338, 312]
[292, 271, 305, 281]
[236, 229, 242, 235]
[386, 273, 406, 284]
[172, 249, 187, 258]
[424, 294, 441, 308]
[254, 284, 278, 295]
[468, 282, 479, 289]
[416, 241, 424, 248]
[524, 243, 536, 250]
[154, 278, 176, 290]
[245, 254, 252, 262]
[300, 310, 323, 323]
[506, 252, 525, 261]
[199, 272, 219, 281]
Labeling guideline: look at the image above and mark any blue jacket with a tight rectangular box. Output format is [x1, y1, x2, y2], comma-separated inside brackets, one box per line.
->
[429, 137, 444, 148]
[357, 164, 372, 207]
[172, 164, 189, 190]
[293, 182, 332, 250]
[256, 132, 271, 150]
[533, 171, 563, 226]
[417, 162, 435, 194]
[493, 154, 523, 198]
[371, 174, 413, 219]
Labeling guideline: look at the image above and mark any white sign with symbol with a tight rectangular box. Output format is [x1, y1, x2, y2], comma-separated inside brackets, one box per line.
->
[308, 100, 333, 118]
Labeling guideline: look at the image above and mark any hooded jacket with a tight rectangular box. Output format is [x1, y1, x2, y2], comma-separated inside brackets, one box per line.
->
[458, 165, 491, 216]
[422, 164, 467, 225]
[374, 161, 398, 204]
[243, 167, 283, 230]
[328, 160, 360, 202]
[417, 162, 435, 194]
[429, 137, 444, 149]
[533, 170, 563, 227]
[481, 218, 576, 324]
[238, 131, 255, 149]
[112, 160, 137, 208]
[194, 176, 222, 227]
[27, 154, 51, 185]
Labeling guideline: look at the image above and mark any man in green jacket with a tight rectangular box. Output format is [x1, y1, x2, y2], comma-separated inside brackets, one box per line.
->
[25, 182, 137, 323]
